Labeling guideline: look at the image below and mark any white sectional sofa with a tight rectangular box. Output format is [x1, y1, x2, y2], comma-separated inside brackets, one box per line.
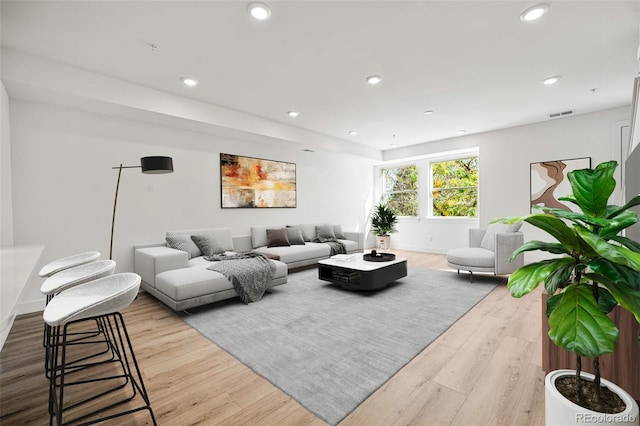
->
[134, 224, 363, 311]
[134, 227, 288, 311]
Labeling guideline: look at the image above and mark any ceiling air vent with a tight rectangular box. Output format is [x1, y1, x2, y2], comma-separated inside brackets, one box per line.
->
[549, 109, 575, 118]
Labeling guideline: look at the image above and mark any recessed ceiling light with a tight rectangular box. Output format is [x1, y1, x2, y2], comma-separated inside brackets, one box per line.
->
[423, 110, 434, 115]
[366, 75, 382, 85]
[181, 77, 198, 87]
[349, 130, 358, 136]
[287, 111, 300, 117]
[457, 130, 467, 135]
[520, 4, 549, 22]
[542, 75, 562, 85]
[248, 2, 271, 20]
[390, 144, 398, 148]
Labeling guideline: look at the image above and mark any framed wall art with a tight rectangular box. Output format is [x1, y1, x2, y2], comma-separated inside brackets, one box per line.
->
[530, 157, 591, 212]
[220, 153, 297, 208]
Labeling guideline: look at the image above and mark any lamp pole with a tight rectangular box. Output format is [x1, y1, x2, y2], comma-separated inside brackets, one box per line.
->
[110, 157, 173, 260]
[110, 164, 142, 260]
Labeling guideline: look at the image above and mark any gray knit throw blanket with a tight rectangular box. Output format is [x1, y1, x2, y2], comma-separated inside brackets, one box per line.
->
[324, 240, 347, 256]
[205, 253, 276, 304]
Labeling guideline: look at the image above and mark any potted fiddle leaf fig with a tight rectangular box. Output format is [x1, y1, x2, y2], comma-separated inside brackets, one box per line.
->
[495, 160, 640, 425]
[370, 202, 398, 251]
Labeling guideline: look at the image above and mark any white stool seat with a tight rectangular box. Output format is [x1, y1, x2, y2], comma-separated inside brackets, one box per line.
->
[39, 251, 101, 277]
[40, 260, 116, 296]
[40, 260, 117, 378]
[43, 273, 140, 327]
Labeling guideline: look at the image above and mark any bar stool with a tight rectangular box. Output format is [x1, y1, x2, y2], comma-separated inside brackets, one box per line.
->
[44, 273, 156, 425]
[39, 251, 101, 353]
[41, 260, 117, 378]
[39, 251, 101, 278]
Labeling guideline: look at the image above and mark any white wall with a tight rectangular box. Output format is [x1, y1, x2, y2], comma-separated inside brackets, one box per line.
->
[384, 106, 631, 256]
[9, 100, 375, 313]
[1, 81, 13, 246]
[1, 80, 18, 350]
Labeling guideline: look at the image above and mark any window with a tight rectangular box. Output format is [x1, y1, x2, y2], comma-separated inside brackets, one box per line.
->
[430, 157, 478, 217]
[381, 164, 418, 216]
[376, 151, 479, 220]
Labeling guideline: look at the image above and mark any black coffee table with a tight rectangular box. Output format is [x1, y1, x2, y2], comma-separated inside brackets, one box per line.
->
[317, 254, 407, 290]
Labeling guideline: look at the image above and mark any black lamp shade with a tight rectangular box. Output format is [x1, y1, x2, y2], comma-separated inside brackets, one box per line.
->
[140, 156, 173, 174]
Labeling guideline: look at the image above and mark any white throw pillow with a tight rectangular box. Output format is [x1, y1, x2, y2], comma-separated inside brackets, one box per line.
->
[480, 223, 511, 251]
[507, 222, 523, 233]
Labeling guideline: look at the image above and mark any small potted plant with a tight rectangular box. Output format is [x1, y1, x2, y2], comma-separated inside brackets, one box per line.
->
[370, 202, 398, 251]
[496, 160, 640, 425]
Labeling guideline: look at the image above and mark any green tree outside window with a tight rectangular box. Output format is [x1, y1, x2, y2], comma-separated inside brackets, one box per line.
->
[431, 157, 478, 217]
[381, 165, 418, 216]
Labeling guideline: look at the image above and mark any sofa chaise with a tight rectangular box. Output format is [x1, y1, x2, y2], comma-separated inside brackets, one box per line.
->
[134, 227, 288, 311]
[134, 224, 363, 311]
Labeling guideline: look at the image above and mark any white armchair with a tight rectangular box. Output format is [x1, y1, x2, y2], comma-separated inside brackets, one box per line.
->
[446, 223, 524, 282]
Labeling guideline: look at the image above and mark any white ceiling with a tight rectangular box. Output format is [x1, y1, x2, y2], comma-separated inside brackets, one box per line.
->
[1, 1, 639, 152]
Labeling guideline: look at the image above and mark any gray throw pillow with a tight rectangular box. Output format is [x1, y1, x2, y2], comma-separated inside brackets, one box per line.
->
[166, 235, 202, 259]
[191, 234, 226, 257]
[287, 225, 311, 242]
[286, 227, 306, 245]
[315, 225, 337, 243]
[333, 225, 346, 239]
[267, 228, 290, 247]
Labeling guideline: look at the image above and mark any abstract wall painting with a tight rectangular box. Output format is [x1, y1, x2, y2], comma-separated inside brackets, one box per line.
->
[530, 157, 591, 212]
[220, 153, 296, 208]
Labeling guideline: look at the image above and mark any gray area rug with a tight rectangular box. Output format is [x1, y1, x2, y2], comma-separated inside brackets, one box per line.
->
[181, 267, 499, 425]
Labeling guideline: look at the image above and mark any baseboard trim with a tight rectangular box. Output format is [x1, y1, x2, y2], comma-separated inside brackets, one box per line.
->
[17, 298, 44, 315]
[0, 311, 16, 351]
[393, 245, 448, 254]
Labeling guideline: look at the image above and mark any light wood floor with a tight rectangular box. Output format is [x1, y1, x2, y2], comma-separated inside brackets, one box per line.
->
[0, 251, 545, 425]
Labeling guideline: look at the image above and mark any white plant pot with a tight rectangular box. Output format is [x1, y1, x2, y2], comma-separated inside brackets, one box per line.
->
[545, 369, 639, 426]
[376, 234, 391, 251]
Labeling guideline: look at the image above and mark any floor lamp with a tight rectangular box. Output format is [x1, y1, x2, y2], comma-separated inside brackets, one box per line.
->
[110, 156, 174, 260]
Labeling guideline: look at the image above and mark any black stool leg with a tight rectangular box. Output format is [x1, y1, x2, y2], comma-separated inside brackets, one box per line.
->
[47, 313, 156, 425]
[44, 317, 114, 380]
